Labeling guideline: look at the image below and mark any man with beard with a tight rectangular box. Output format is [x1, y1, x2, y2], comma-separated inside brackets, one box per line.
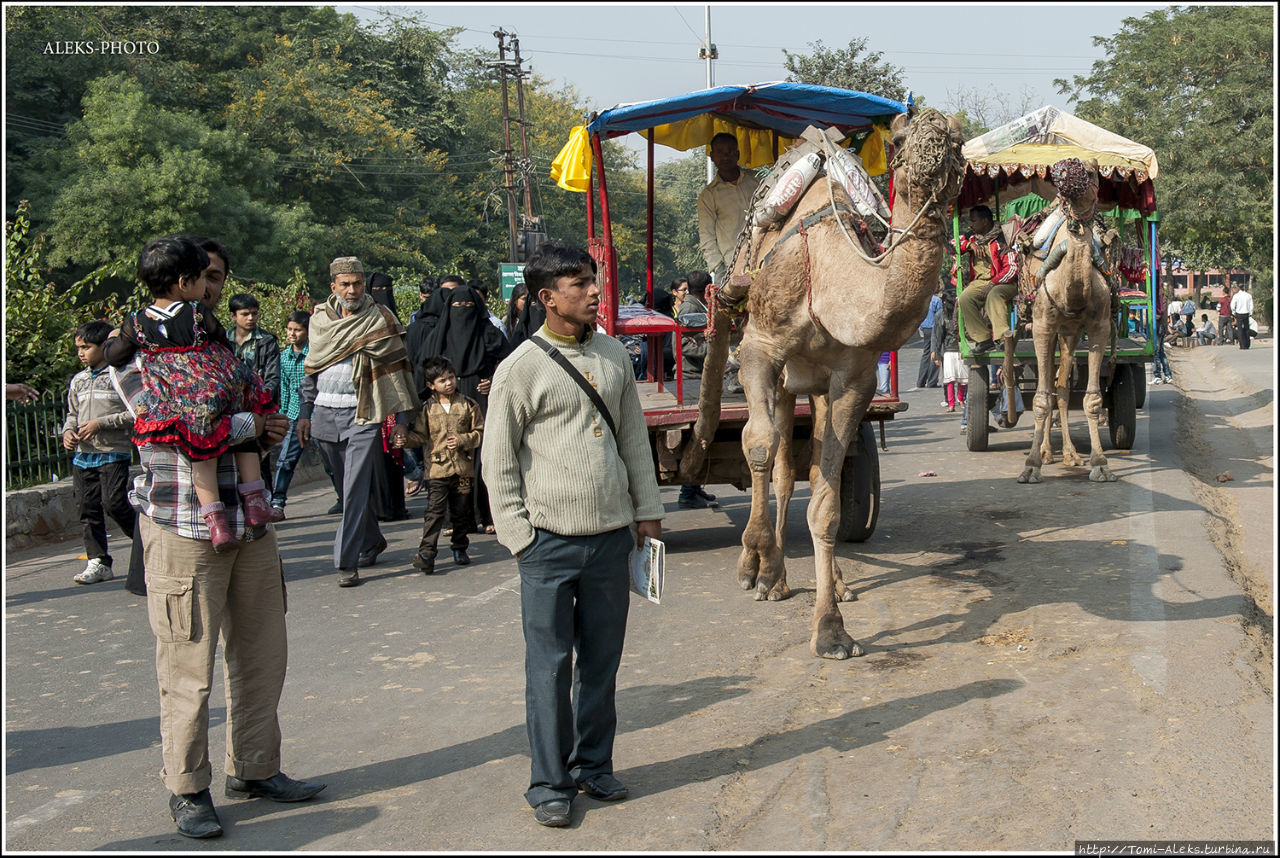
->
[956, 205, 1020, 354]
[296, 257, 419, 587]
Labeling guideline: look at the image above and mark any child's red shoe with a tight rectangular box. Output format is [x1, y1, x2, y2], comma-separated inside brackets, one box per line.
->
[201, 503, 240, 552]
[239, 481, 285, 526]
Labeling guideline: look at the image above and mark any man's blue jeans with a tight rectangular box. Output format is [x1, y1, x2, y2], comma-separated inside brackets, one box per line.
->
[518, 526, 632, 807]
[270, 419, 303, 508]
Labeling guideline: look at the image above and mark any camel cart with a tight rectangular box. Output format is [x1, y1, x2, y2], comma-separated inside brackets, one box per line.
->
[551, 82, 911, 541]
[953, 106, 1160, 453]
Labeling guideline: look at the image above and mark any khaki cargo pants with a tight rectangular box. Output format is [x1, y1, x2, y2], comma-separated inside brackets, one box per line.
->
[140, 515, 288, 796]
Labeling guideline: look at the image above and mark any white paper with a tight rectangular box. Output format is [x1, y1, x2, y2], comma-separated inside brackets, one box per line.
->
[628, 536, 665, 604]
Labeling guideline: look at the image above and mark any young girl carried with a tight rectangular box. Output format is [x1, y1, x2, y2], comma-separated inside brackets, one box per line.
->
[105, 235, 282, 550]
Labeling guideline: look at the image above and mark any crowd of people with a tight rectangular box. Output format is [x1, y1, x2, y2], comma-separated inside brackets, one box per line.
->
[40, 231, 672, 839]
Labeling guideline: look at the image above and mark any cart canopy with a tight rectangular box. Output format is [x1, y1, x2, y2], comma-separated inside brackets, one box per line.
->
[551, 82, 910, 190]
[958, 106, 1158, 215]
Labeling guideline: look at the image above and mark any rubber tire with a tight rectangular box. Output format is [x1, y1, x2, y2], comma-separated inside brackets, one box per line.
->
[1108, 363, 1137, 450]
[838, 422, 880, 543]
[965, 365, 990, 452]
[1133, 363, 1147, 410]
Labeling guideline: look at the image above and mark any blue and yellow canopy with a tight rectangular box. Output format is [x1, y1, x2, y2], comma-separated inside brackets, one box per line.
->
[551, 82, 910, 192]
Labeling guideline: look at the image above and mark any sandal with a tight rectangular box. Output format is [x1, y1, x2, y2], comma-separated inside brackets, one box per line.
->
[405, 479, 423, 497]
[483, 524, 496, 534]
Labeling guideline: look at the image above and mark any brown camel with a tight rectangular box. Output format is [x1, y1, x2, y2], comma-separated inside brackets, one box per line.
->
[1016, 157, 1121, 485]
[679, 108, 966, 659]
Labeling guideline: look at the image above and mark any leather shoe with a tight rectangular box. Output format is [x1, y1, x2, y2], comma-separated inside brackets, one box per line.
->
[338, 568, 361, 587]
[225, 772, 326, 803]
[412, 552, 436, 575]
[327, 500, 343, 514]
[696, 488, 717, 502]
[971, 339, 997, 354]
[358, 536, 388, 568]
[452, 549, 471, 566]
[677, 495, 711, 510]
[169, 789, 222, 839]
[533, 798, 571, 827]
[577, 773, 629, 801]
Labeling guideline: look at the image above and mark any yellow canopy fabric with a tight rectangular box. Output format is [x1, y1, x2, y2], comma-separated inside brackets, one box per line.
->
[550, 119, 891, 190]
[550, 125, 592, 193]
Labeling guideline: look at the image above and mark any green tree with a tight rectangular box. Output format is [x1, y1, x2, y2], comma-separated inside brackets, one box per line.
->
[1056, 5, 1273, 313]
[782, 38, 908, 101]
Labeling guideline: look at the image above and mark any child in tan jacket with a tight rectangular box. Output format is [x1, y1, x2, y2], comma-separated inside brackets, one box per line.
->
[394, 355, 484, 574]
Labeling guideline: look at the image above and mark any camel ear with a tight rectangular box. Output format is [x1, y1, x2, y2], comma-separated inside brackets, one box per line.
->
[1088, 158, 1100, 174]
[890, 112, 910, 146]
[947, 114, 963, 135]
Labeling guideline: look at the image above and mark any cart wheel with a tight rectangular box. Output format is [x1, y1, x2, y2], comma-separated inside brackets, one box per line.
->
[1108, 364, 1137, 450]
[838, 422, 880, 542]
[1132, 363, 1147, 410]
[965, 365, 990, 452]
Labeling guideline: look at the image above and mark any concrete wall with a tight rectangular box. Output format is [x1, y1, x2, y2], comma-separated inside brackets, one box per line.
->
[4, 452, 330, 552]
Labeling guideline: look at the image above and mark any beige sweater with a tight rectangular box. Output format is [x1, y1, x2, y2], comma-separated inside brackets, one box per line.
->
[482, 326, 663, 556]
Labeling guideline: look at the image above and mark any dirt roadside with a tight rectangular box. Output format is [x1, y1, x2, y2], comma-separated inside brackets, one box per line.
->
[1165, 338, 1274, 694]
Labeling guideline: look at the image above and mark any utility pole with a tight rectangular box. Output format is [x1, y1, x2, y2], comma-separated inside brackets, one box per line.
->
[699, 5, 717, 184]
[494, 29, 519, 263]
[512, 36, 537, 231]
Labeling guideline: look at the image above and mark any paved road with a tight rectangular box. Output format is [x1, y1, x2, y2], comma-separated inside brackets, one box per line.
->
[4, 338, 1274, 851]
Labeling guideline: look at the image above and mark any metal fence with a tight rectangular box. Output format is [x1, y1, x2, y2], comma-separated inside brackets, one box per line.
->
[4, 391, 75, 489]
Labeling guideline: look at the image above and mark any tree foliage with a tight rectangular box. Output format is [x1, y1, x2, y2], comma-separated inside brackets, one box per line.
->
[1056, 5, 1273, 296]
[782, 38, 908, 101]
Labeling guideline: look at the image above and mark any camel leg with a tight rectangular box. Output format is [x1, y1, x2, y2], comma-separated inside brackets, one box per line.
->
[807, 368, 874, 659]
[737, 335, 788, 599]
[1083, 333, 1118, 482]
[1019, 328, 1056, 483]
[808, 395, 855, 602]
[1057, 334, 1085, 468]
[765, 382, 796, 601]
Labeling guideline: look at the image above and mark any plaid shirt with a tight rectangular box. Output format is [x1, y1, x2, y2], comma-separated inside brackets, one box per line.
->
[111, 363, 264, 541]
[279, 345, 307, 421]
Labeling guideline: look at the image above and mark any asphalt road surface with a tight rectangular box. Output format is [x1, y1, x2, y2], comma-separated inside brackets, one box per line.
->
[4, 337, 1274, 851]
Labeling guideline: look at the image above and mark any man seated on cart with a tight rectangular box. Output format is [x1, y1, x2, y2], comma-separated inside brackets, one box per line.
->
[956, 205, 1020, 354]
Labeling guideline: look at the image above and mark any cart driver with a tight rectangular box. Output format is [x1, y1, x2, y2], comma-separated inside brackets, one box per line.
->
[956, 205, 1021, 354]
[697, 132, 761, 285]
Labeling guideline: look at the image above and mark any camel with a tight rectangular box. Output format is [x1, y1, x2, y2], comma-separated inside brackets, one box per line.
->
[678, 108, 966, 659]
[1016, 157, 1121, 485]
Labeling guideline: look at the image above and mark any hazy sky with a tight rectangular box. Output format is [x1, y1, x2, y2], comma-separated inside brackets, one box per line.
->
[339, 2, 1170, 161]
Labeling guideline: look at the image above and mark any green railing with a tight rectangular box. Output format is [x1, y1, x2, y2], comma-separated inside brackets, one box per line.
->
[5, 391, 76, 490]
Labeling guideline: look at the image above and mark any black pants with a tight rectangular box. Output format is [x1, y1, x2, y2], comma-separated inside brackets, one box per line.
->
[417, 476, 474, 557]
[73, 461, 136, 566]
[1235, 312, 1252, 349]
[518, 526, 632, 807]
[917, 329, 939, 387]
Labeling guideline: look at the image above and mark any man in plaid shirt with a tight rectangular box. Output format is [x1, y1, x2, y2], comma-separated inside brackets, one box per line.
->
[112, 236, 326, 840]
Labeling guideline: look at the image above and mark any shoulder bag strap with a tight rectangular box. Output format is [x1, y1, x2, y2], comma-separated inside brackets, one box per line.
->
[529, 335, 618, 439]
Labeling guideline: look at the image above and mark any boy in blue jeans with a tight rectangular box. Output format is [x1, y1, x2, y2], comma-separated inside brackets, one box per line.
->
[271, 310, 310, 511]
[62, 321, 137, 584]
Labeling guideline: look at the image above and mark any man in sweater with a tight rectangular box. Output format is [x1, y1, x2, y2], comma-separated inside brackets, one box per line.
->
[483, 242, 663, 829]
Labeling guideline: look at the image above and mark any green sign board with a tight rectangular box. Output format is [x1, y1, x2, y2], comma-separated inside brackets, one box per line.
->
[500, 263, 526, 301]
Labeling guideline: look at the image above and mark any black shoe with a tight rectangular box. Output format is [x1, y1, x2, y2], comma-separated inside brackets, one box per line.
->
[971, 339, 997, 354]
[412, 552, 436, 575]
[338, 568, 361, 587]
[696, 488, 717, 502]
[677, 495, 711, 509]
[225, 772, 326, 803]
[169, 789, 222, 839]
[577, 773, 629, 801]
[326, 501, 343, 515]
[358, 536, 388, 568]
[452, 549, 471, 566]
[533, 799, 571, 827]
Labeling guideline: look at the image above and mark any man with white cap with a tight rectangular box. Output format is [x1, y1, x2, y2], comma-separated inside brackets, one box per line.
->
[297, 256, 419, 587]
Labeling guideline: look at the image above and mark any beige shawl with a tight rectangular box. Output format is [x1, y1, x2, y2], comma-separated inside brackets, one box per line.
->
[305, 293, 420, 424]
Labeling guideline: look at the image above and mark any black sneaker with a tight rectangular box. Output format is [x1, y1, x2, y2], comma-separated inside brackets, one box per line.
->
[533, 799, 571, 827]
[678, 495, 711, 509]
